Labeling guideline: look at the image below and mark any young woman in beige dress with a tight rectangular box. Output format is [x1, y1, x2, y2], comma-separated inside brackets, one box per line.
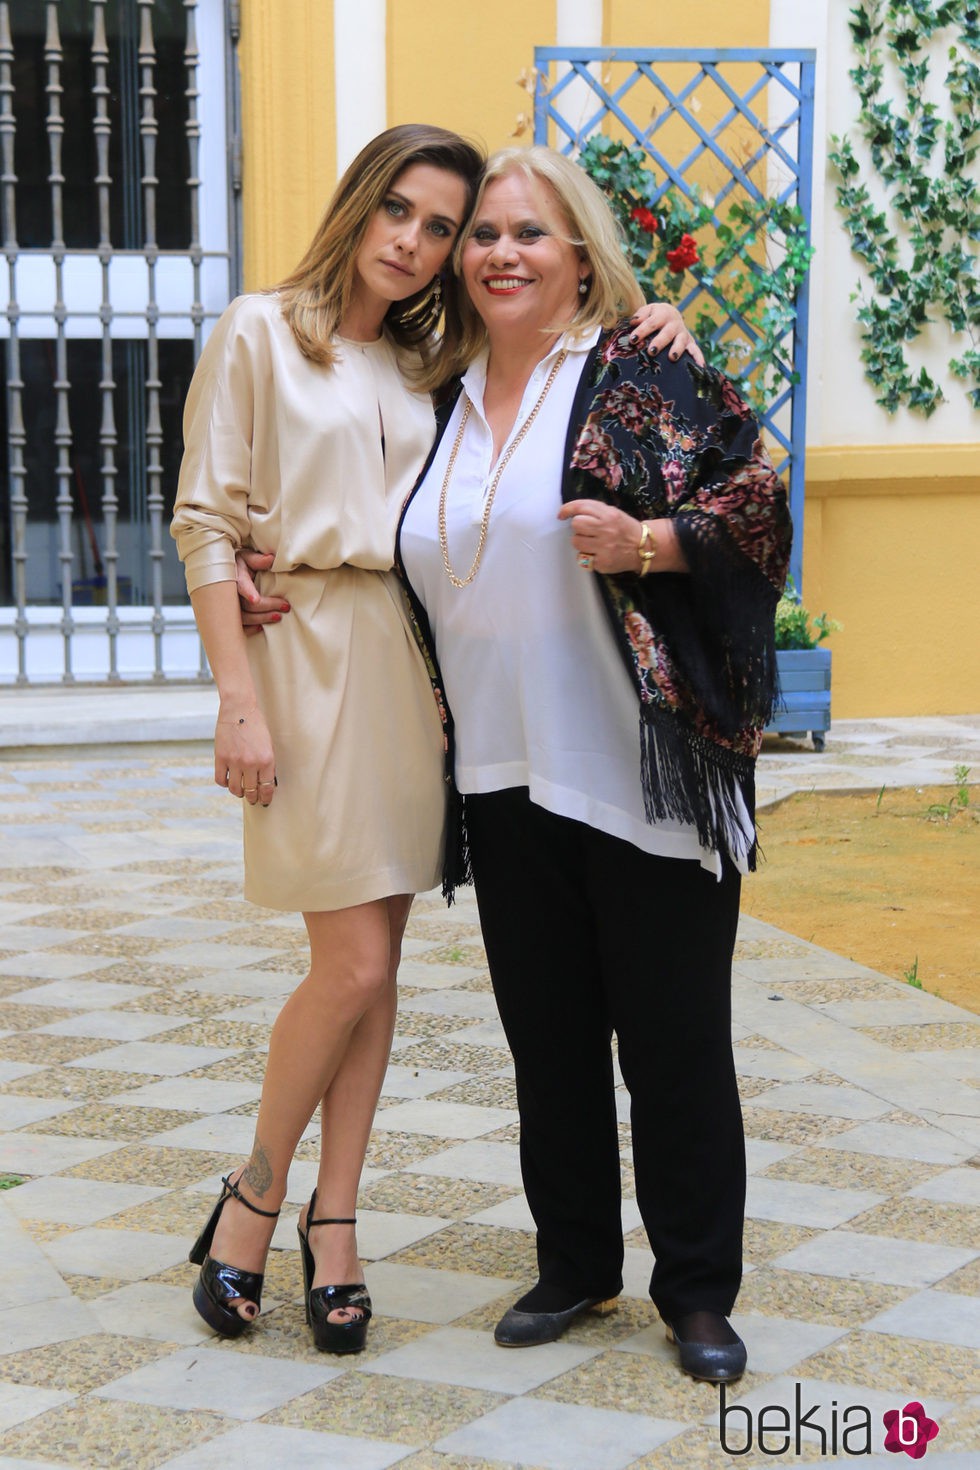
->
[172, 123, 697, 1354]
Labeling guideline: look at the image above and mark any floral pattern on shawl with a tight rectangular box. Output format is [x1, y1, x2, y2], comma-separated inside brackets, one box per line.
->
[622, 604, 693, 711]
[567, 325, 792, 844]
[572, 422, 624, 492]
[574, 345, 746, 518]
[615, 576, 762, 759]
[684, 439, 793, 593]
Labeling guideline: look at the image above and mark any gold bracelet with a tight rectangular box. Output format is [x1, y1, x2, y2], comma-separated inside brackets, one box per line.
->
[637, 521, 657, 576]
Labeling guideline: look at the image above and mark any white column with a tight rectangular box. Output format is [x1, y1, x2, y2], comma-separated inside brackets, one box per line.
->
[334, 0, 387, 174]
[556, 0, 603, 43]
[554, 0, 604, 149]
[770, 0, 829, 441]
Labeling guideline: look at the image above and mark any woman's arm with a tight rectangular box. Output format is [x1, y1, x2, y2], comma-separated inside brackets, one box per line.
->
[191, 580, 277, 805]
[557, 501, 688, 575]
[171, 301, 277, 799]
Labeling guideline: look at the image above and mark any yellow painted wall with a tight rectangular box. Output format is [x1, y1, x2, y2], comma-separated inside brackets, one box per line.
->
[387, 0, 555, 151]
[239, 0, 336, 291]
[803, 448, 980, 717]
[607, 0, 770, 46]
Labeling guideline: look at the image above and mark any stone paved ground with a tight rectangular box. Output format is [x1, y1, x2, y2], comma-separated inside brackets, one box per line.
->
[1, 712, 978, 1468]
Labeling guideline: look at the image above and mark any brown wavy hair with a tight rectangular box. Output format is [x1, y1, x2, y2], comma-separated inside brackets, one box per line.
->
[275, 124, 485, 377]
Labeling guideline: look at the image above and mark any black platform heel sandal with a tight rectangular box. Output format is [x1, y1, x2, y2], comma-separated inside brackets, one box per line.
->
[188, 1172, 281, 1338]
[297, 1188, 372, 1354]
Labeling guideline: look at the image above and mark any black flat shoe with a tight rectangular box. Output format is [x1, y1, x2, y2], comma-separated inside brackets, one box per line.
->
[188, 1172, 280, 1337]
[297, 1189, 372, 1355]
[662, 1310, 747, 1382]
[494, 1292, 619, 1348]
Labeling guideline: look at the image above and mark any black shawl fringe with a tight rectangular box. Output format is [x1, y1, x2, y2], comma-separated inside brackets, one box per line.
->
[670, 514, 783, 740]
[639, 702, 758, 871]
[441, 783, 472, 905]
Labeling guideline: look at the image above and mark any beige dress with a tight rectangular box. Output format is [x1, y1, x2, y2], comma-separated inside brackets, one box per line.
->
[171, 293, 446, 911]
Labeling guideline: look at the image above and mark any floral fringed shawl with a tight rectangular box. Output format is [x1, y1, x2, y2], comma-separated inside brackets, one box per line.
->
[564, 325, 791, 867]
[395, 323, 792, 897]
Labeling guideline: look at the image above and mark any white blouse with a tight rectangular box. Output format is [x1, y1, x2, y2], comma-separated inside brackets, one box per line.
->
[401, 331, 752, 876]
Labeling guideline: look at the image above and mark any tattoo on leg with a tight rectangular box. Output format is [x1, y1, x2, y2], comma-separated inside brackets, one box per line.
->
[243, 1143, 273, 1198]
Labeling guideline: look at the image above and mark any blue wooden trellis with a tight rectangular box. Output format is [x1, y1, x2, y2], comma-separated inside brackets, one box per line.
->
[534, 47, 816, 597]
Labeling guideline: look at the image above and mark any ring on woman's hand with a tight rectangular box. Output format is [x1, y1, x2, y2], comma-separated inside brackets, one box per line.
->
[577, 552, 595, 570]
[257, 779, 276, 788]
[243, 787, 258, 795]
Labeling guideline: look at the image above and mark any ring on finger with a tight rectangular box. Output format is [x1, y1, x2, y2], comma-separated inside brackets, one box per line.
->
[577, 552, 595, 570]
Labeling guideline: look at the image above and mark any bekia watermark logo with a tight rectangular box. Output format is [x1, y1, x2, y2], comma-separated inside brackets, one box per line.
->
[882, 1401, 940, 1458]
[718, 1383, 941, 1458]
[718, 1382, 873, 1457]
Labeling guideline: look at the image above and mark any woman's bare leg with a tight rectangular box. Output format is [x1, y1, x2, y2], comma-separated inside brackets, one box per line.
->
[299, 893, 413, 1319]
[205, 895, 405, 1321]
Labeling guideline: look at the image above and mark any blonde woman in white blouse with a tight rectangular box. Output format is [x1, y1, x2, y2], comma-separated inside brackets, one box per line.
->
[396, 148, 789, 1384]
[173, 123, 696, 1355]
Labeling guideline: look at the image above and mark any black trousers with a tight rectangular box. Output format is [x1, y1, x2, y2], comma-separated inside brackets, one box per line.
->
[466, 787, 745, 1321]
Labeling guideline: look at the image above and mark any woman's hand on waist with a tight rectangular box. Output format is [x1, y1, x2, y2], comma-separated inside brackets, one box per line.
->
[215, 701, 277, 806]
[237, 548, 290, 637]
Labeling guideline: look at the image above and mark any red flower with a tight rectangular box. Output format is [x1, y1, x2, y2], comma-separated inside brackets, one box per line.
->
[630, 205, 658, 235]
[666, 233, 699, 273]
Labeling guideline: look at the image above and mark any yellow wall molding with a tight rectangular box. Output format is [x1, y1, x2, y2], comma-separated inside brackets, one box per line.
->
[807, 444, 978, 495]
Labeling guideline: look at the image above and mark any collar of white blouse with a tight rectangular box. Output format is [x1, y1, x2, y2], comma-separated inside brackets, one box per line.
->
[459, 324, 601, 426]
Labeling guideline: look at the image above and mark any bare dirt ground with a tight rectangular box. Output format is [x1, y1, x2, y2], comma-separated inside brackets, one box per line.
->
[742, 784, 979, 1014]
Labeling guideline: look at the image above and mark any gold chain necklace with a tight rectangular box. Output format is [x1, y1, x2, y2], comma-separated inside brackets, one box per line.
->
[438, 349, 567, 588]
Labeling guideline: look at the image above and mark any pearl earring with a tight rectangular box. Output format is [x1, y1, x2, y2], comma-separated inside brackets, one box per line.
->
[579, 279, 589, 295]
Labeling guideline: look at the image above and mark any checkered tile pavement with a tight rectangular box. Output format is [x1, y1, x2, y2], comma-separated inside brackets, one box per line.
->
[0, 713, 978, 1468]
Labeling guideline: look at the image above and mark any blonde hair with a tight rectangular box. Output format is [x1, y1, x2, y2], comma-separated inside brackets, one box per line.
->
[435, 144, 644, 388]
[275, 124, 484, 375]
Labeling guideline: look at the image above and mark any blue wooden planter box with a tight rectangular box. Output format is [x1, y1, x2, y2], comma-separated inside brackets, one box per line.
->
[767, 648, 832, 750]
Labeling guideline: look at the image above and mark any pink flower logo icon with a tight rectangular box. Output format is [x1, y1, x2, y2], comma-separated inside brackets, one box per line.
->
[883, 1402, 940, 1458]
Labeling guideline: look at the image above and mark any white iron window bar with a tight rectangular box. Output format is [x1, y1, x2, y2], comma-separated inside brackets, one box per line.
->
[0, 0, 239, 683]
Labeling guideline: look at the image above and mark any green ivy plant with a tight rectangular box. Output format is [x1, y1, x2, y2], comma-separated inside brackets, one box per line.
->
[828, 0, 980, 415]
[578, 135, 814, 414]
